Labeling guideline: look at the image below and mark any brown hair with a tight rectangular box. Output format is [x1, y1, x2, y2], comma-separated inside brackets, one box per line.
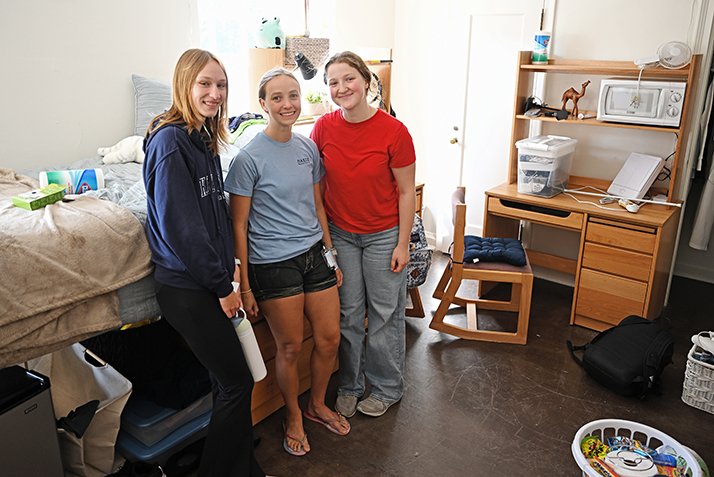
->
[147, 49, 229, 155]
[323, 51, 372, 93]
[258, 67, 301, 101]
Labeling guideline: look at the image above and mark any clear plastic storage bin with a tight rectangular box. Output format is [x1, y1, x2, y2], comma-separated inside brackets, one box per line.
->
[121, 392, 212, 447]
[516, 135, 578, 198]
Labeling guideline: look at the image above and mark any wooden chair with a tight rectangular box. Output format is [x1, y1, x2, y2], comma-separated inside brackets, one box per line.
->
[430, 187, 533, 344]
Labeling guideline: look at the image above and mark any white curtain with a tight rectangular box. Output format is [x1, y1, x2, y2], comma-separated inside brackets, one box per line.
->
[690, 77, 714, 250]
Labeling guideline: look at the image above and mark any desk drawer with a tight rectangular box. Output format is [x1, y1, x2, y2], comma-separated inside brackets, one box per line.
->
[585, 221, 656, 254]
[581, 242, 652, 282]
[575, 269, 647, 325]
[487, 197, 583, 230]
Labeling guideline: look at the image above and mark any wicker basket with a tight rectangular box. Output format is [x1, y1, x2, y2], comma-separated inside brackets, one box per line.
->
[571, 419, 702, 477]
[682, 344, 714, 415]
[284, 37, 330, 68]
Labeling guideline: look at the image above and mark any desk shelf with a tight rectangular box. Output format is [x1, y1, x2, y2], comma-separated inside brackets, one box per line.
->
[509, 51, 702, 203]
[515, 111, 680, 133]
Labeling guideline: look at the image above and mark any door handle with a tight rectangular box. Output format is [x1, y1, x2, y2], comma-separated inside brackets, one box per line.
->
[450, 137, 458, 144]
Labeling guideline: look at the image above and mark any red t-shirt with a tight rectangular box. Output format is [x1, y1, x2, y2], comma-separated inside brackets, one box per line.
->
[311, 109, 416, 234]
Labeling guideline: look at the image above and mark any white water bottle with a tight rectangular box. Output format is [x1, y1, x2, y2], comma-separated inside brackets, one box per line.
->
[231, 311, 267, 382]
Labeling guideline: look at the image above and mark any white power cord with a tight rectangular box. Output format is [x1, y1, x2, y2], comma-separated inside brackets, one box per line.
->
[563, 191, 628, 211]
[564, 187, 682, 207]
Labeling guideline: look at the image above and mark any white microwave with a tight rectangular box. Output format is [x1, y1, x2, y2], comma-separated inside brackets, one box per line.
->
[597, 79, 686, 127]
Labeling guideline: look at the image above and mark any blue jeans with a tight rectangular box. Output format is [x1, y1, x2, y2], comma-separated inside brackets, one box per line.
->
[329, 222, 407, 403]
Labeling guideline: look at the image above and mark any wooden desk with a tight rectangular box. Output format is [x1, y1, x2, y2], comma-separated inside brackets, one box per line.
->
[483, 181, 681, 331]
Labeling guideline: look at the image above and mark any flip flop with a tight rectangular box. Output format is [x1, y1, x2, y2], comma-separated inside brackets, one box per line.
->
[303, 409, 351, 436]
[282, 420, 307, 456]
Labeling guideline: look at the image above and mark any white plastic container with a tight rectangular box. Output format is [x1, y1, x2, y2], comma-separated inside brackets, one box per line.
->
[515, 135, 578, 198]
[571, 419, 702, 477]
[532, 30, 551, 64]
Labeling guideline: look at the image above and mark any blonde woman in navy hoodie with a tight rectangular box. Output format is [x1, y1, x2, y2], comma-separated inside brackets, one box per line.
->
[143, 49, 265, 477]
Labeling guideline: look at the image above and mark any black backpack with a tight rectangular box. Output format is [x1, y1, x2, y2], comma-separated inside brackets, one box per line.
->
[567, 315, 675, 399]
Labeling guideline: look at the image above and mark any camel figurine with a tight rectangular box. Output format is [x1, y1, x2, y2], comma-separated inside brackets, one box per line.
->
[562, 80, 591, 119]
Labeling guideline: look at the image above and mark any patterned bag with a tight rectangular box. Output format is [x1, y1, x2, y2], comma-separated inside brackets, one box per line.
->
[406, 214, 432, 290]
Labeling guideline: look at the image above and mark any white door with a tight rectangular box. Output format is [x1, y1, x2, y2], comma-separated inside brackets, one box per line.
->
[420, 1, 555, 250]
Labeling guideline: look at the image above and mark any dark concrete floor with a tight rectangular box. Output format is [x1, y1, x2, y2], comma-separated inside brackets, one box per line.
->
[196, 252, 714, 476]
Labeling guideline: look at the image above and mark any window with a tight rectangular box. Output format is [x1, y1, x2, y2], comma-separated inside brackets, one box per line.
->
[198, 0, 334, 114]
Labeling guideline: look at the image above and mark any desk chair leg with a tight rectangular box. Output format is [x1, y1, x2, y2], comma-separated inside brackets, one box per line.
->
[430, 269, 462, 332]
[430, 271, 532, 345]
[432, 262, 453, 300]
[405, 288, 425, 318]
[515, 274, 533, 340]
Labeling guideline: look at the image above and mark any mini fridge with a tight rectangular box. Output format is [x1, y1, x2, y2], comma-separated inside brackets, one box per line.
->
[0, 365, 64, 477]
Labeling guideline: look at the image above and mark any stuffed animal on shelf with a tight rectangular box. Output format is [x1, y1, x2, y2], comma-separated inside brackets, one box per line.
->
[98, 136, 145, 164]
[255, 17, 285, 49]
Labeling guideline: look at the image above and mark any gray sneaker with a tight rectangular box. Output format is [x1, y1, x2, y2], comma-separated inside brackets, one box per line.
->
[356, 396, 399, 417]
[335, 395, 358, 418]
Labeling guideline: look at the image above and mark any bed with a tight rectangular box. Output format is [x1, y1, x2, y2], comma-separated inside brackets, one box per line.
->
[0, 157, 155, 369]
[0, 74, 262, 369]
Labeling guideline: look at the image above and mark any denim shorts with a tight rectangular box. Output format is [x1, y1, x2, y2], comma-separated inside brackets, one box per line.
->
[248, 241, 337, 301]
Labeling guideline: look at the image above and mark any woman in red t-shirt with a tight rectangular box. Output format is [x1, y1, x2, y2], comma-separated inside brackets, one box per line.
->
[310, 51, 416, 418]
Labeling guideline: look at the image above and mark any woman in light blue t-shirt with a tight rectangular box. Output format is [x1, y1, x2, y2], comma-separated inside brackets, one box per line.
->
[225, 68, 350, 457]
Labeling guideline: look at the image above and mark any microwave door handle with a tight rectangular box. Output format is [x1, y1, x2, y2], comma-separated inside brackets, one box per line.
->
[658, 90, 667, 118]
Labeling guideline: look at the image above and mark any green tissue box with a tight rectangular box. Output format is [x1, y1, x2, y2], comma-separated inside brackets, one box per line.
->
[12, 183, 66, 210]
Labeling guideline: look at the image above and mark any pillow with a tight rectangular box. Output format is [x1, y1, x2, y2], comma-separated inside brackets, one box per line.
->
[132, 74, 172, 137]
[462, 236, 527, 266]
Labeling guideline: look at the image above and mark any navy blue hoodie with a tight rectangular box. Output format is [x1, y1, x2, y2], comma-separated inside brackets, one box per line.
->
[143, 123, 234, 298]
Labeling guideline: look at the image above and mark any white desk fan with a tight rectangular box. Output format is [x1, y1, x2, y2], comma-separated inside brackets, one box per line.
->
[635, 41, 693, 69]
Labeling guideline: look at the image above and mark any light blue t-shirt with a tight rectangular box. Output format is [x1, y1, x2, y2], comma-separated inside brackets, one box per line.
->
[224, 131, 324, 264]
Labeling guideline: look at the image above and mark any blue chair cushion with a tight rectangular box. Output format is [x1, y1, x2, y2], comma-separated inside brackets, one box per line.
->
[462, 236, 527, 266]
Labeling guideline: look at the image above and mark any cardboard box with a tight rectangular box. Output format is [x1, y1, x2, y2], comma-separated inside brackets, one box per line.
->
[12, 183, 66, 210]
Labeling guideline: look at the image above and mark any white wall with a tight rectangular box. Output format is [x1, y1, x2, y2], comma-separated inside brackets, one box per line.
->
[333, 0, 395, 53]
[0, 1, 200, 171]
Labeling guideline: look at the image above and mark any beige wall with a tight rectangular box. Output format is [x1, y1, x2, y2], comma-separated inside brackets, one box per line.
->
[0, 1, 200, 171]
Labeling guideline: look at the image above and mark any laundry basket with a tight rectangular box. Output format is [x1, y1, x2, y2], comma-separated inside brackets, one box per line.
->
[571, 419, 701, 477]
[682, 344, 714, 415]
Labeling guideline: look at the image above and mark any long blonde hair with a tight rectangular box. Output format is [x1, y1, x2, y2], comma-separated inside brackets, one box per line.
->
[147, 49, 229, 155]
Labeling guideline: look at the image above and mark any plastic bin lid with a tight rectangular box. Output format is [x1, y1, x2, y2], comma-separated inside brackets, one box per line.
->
[117, 410, 211, 461]
[515, 135, 578, 152]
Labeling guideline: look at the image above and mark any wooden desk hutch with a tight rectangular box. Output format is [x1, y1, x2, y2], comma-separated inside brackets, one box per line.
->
[483, 51, 702, 331]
